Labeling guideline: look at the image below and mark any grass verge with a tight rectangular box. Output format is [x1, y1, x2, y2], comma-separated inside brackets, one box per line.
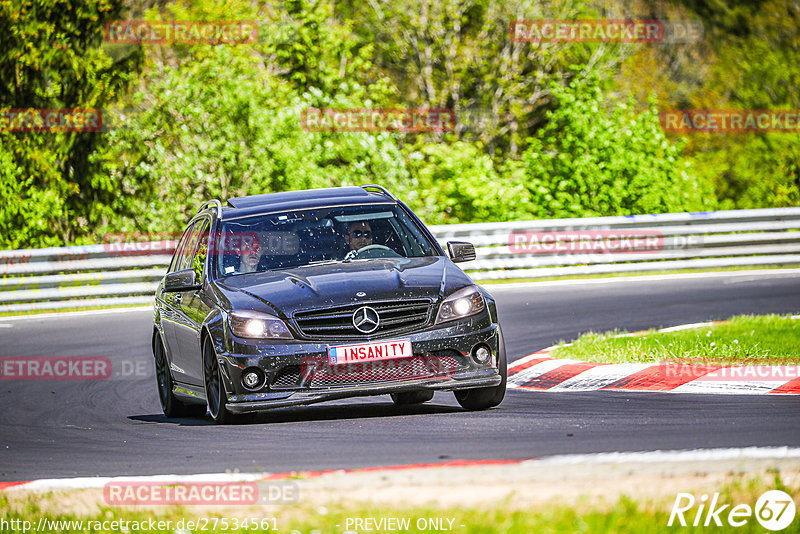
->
[551, 314, 800, 365]
[1, 472, 796, 533]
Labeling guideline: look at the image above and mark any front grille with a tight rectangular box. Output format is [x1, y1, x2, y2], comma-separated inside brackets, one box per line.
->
[293, 299, 432, 340]
[307, 355, 462, 388]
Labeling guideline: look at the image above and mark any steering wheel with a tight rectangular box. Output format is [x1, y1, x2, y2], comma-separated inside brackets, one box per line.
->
[347, 244, 401, 259]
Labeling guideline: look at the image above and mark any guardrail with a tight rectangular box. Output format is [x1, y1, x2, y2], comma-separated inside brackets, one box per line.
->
[2, 208, 799, 312]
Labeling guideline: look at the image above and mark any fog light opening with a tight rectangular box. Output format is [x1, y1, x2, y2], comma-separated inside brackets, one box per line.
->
[472, 344, 492, 365]
[241, 367, 266, 391]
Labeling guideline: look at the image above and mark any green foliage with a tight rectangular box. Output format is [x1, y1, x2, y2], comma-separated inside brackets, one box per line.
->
[658, 0, 800, 210]
[0, 146, 64, 248]
[698, 0, 800, 209]
[0, 0, 796, 249]
[552, 314, 800, 365]
[0, 0, 140, 247]
[401, 140, 529, 224]
[92, 0, 411, 236]
[340, 0, 632, 158]
[520, 76, 713, 218]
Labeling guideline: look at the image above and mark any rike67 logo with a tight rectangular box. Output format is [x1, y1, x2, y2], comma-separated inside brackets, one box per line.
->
[669, 490, 796, 530]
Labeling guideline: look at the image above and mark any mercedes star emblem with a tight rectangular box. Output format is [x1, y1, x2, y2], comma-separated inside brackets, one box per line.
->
[352, 306, 380, 334]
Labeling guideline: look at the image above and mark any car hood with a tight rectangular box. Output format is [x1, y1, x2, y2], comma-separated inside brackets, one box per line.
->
[216, 256, 474, 317]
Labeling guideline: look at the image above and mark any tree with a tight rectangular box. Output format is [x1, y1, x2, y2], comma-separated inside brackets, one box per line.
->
[95, 0, 410, 236]
[520, 75, 712, 218]
[0, 0, 141, 247]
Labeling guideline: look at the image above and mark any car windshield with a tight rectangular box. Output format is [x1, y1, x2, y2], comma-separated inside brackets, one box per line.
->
[215, 204, 437, 276]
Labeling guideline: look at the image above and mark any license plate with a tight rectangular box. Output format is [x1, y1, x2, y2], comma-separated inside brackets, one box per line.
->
[328, 339, 412, 365]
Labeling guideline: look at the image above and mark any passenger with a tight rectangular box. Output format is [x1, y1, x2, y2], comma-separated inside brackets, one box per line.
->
[239, 233, 263, 273]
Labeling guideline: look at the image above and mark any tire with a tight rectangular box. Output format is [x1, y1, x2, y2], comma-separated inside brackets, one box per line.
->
[153, 334, 204, 418]
[391, 390, 434, 405]
[454, 327, 507, 411]
[204, 340, 233, 425]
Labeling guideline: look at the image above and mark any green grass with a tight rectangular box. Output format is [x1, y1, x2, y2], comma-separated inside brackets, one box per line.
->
[1, 475, 796, 533]
[551, 314, 800, 365]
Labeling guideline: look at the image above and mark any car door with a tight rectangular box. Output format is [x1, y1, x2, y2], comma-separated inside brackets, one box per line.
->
[159, 222, 196, 382]
[171, 218, 212, 387]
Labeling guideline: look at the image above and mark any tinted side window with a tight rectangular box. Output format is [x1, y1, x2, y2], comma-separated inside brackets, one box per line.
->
[191, 220, 211, 281]
[168, 223, 195, 274]
[180, 219, 210, 280]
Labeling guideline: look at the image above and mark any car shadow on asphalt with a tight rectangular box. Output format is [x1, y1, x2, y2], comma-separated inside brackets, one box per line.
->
[128, 401, 464, 426]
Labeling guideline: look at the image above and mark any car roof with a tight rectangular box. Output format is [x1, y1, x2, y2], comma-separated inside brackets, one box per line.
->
[219, 186, 397, 220]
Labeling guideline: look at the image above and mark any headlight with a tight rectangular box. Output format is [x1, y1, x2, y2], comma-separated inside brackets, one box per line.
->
[229, 310, 293, 340]
[435, 285, 486, 324]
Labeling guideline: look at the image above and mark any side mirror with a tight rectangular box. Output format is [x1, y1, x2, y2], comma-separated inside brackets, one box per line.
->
[447, 241, 476, 263]
[164, 268, 201, 292]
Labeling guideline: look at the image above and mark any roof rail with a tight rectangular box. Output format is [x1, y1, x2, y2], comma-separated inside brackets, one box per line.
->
[361, 184, 397, 200]
[196, 199, 223, 218]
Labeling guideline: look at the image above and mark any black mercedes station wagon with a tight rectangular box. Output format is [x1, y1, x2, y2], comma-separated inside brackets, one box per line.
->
[152, 185, 506, 423]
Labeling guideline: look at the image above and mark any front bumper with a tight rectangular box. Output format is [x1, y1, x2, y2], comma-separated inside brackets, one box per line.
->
[217, 319, 502, 413]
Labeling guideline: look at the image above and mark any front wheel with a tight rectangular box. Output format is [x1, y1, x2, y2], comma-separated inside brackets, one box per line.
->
[454, 327, 507, 411]
[154, 335, 204, 418]
[204, 340, 233, 425]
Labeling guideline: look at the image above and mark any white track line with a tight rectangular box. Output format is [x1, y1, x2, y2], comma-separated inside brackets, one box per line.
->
[523, 447, 800, 466]
[12, 472, 267, 491]
[0, 306, 151, 321]
[658, 322, 714, 333]
[484, 268, 800, 290]
[673, 380, 785, 394]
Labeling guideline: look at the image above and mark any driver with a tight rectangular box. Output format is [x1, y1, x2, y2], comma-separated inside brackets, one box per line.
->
[345, 221, 373, 253]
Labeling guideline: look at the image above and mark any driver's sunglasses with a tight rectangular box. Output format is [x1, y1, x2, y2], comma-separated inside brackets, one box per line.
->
[350, 230, 372, 238]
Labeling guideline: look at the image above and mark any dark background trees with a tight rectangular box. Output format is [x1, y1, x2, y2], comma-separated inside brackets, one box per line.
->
[1, 0, 797, 248]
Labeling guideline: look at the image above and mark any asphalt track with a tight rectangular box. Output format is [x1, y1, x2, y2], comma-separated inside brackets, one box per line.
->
[1, 271, 799, 481]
